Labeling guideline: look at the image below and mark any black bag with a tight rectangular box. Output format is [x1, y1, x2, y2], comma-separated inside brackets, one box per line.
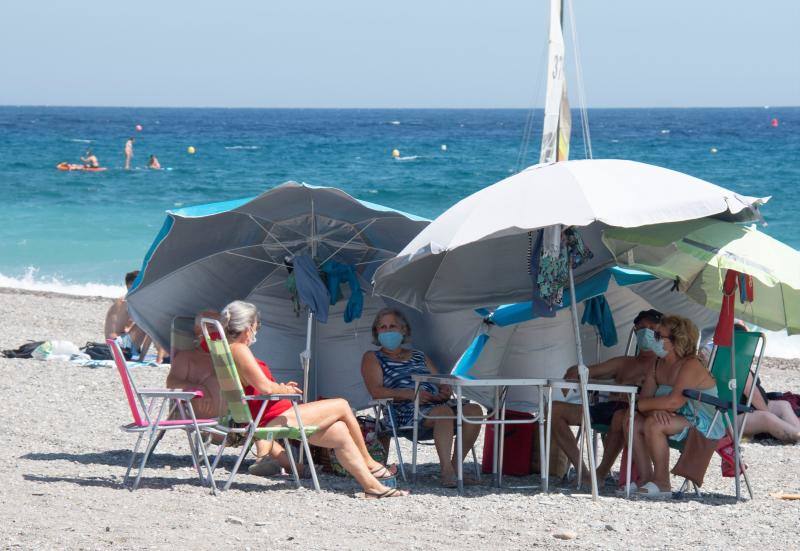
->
[1, 341, 47, 359]
[81, 341, 132, 361]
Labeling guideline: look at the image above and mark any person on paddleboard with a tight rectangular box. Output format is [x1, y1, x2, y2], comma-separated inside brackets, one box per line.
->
[124, 137, 134, 169]
[81, 149, 100, 168]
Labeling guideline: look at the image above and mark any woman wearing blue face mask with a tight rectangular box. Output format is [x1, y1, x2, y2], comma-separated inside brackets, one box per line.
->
[625, 314, 723, 498]
[361, 308, 484, 488]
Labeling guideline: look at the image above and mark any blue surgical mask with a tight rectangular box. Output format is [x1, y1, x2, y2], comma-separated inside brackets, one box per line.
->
[635, 328, 656, 352]
[651, 338, 668, 358]
[378, 331, 404, 350]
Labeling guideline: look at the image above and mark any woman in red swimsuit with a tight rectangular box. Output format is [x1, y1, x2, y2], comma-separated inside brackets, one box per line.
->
[221, 300, 408, 499]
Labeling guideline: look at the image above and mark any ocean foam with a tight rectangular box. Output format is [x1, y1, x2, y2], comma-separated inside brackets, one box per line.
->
[224, 145, 260, 150]
[0, 268, 124, 298]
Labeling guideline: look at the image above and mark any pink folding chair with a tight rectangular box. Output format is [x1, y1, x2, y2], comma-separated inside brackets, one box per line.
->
[108, 339, 220, 493]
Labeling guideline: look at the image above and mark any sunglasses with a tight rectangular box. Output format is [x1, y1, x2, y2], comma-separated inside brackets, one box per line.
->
[654, 332, 673, 342]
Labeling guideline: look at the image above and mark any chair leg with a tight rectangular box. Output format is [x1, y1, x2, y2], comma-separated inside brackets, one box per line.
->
[386, 406, 407, 482]
[124, 432, 146, 486]
[470, 446, 480, 480]
[291, 402, 320, 492]
[185, 430, 203, 482]
[742, 461, 754, 499]
[223, 430, 254, 491]
[131, 429, 160, 491]
[283, 438, 301, 488]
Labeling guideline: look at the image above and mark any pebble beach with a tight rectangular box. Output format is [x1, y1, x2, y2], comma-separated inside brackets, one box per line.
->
[1, 287, 799, 550]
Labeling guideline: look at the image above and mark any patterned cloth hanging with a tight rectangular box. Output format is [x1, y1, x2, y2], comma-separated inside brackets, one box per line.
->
[529, 226, 593, 317]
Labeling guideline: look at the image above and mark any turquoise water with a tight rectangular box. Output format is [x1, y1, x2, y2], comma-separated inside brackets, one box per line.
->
[0, 106, 797, 293]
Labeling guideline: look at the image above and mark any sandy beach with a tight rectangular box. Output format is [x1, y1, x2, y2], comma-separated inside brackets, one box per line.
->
[1, 287, 799, 550]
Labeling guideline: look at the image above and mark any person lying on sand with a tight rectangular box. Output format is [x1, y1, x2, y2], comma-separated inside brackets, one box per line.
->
[361, 307, 483, 489]
[220, 300, 407, 498]
[741, 370, 800, 442]
[104, 270, 166, 363]
[550, 309, 662, 487]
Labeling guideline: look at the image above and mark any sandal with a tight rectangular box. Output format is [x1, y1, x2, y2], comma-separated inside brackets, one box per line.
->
[369, 464, 398, 480]
[356, 487, 409, 499]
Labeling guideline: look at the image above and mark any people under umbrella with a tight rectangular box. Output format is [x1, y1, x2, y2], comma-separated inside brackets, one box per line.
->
[146, 301, 796, 498]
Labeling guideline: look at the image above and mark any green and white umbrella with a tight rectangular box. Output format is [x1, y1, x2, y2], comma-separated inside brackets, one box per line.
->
[603, 219, 800, 335]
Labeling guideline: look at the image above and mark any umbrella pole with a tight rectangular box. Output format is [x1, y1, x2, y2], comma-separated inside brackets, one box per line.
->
[731, 324, 742, 500]
[298, 310, 313, 469]
[567, 263, 598, 500]
[302, 311, 313, 404]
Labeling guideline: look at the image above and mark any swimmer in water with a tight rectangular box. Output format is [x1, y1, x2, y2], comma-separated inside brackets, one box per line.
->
[148, 155, 161, 170]
[81, 149, 100, 168]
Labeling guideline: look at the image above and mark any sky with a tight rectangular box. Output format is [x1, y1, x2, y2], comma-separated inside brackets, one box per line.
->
[0, 0, 797, 108]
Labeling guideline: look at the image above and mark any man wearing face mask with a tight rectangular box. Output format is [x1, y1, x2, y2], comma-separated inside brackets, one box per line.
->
[550, 309, 664, 486]
[361, 308, 485, 488]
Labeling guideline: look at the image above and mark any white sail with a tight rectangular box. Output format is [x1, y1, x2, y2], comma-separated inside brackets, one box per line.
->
[540, 0, 571, 165]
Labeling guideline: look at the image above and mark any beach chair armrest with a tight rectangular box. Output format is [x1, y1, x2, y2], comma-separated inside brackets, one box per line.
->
[682, 390, 754, 414]
[139, 388, 202, 400]
[244, 393, 303, 402]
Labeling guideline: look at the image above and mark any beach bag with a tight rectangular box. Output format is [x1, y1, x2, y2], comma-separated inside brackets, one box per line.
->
[671, 428, 719, 487]
[81, 341, 131, 361]
[2, 341, 46, 359]
[329, 415, 387, 477]
[716, 435, 748, 477]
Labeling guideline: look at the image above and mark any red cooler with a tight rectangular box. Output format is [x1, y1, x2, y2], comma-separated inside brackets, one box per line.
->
[481, 410, 534, 476]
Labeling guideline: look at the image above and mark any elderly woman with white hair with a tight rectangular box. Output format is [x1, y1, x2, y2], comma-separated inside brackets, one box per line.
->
[361, 308, 484, 488]
[219, 300, 407, 499]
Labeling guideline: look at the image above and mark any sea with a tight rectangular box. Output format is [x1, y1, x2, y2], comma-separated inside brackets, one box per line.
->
[0, 106, 798, 354]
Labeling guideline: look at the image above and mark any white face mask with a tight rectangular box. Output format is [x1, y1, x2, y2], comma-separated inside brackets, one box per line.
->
[248, 327, 258, 345]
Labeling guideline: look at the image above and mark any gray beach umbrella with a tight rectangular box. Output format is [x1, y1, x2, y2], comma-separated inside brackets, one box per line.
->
[127, 182, 429, 403]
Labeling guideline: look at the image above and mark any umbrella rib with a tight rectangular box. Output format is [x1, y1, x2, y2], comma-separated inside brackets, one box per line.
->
[318, 219, 378, 266]
[246, 214, 296, 257]
[246, 213, 311, 241]
[225, 251, 287, 267]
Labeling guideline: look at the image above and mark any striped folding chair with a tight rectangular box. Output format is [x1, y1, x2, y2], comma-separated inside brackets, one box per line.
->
[200, 319, 321, 491]
[108, 339, 219, 493]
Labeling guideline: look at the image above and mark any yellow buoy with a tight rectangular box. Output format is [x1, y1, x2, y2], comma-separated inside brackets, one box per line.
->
[391, 149, 400, 158]
[187, 146, 196, 155]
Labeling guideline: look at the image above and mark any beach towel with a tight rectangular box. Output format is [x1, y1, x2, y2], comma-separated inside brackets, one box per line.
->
[581, 295, 618, 347]
[292, 254, 330, 323]
[321, 260, 363, 323]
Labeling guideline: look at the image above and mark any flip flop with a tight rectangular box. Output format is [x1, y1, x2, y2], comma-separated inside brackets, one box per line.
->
[356, 487, 410, 499]
[369, 464, 398, 480]
[637, 481, 672, 499]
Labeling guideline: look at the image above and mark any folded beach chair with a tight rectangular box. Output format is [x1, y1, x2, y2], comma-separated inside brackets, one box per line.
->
[108, 338, 219, 493]
[200, 318, 321, 491]
[678, 328, 765, 499]
[368, 397, 480, 482]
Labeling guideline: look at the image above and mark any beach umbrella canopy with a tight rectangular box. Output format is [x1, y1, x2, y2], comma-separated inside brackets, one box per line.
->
[603, 218, 800, 335]
[373, 159, 767, 312]
[126, 183, 431, 405]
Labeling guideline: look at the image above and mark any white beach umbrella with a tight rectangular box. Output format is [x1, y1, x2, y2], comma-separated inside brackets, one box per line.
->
[373, 158, 766, 497]
[374, 159, 766, 312]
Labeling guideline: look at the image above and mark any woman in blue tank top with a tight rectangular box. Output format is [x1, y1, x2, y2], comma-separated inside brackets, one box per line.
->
[628, 315, 722, 497]
[361, 308, 484, 488]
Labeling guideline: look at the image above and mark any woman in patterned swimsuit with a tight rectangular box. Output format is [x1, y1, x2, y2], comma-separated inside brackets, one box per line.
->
[361, 308, 484, 488]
